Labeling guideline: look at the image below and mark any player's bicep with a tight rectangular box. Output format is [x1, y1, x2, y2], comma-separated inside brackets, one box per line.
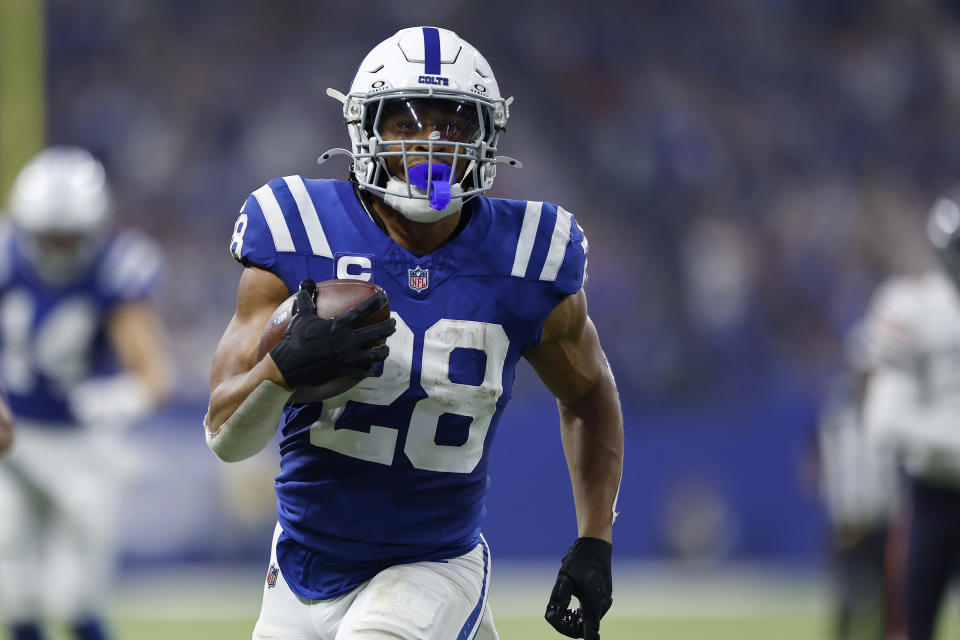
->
[209, 267, 289, 390]
[524, 290, 608, 405]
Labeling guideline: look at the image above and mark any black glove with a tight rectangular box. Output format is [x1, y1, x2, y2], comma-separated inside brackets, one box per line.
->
[270, 279, 395, 388]
[545, 537, 613, 640]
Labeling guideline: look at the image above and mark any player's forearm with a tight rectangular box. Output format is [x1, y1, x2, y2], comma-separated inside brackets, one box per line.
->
[134, 360, 175, 407]
[109, 303, 175, 407]
[558, 370, 624, 542]
[205, 355, 293, 462]
[207, 355, 289, 432]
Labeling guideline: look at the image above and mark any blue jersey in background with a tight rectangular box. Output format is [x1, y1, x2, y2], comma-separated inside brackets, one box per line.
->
[0, 228, 162, 425]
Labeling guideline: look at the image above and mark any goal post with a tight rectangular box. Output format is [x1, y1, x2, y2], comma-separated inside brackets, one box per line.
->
[0, 0, 45, 200]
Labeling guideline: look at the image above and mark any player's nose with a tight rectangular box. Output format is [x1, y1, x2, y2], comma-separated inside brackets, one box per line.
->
[412, 130, 453, 152]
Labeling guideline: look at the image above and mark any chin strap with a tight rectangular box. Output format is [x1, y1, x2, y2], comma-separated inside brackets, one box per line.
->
[383, 176, 463, 222]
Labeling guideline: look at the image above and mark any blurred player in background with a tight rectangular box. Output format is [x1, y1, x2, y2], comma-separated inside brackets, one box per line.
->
[815, 324, 899, 640]
[0, 147, 173, 640]
[206, 26, 623, 640]
[862, 186, 960, 640]
[0, 393, 11, 455]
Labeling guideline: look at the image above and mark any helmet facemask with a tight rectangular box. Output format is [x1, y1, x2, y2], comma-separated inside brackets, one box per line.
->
[351, 92, 503, 222]
[19, 229, 106, 285]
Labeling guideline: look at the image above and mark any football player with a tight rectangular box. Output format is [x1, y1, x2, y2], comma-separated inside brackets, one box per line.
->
[206, 27, 623, 640]
[815, 326, 899, 640]
[0, 147, 173, 640]
[862, 186, 960, 640]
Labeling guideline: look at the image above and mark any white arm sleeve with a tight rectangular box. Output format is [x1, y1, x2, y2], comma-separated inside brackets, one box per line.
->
[204, 380, 292, 462]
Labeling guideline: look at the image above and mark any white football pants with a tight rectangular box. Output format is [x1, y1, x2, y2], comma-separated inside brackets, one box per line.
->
[253, 524, 500, 640]
[0, 423, 121, 623]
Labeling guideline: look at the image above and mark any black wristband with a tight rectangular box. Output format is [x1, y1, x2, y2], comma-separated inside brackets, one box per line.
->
[566, 537, 612, 565]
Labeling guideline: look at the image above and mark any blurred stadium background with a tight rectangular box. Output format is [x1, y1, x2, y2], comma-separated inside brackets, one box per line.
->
[6, 0, 960, 637]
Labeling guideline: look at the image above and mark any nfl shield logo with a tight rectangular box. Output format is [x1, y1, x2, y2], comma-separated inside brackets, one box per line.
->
[408, 265, 429, 292]
[266, 564, 279, 588]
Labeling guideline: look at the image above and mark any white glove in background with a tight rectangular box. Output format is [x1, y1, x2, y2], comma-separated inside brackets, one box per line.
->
[68, 374, 152, 433]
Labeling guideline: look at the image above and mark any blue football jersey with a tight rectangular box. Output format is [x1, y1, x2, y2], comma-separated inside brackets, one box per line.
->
[229, 177, 587, 598]
[0, 227, 162, 425]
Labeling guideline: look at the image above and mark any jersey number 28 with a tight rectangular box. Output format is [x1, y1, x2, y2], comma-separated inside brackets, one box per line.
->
[310, 314, 509, 474]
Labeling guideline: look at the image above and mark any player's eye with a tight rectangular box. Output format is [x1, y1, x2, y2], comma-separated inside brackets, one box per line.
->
[384, 117, 421, 136]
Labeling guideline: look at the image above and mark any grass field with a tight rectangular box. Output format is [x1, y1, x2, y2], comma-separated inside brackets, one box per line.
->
[91, 613, 959, 639]
[98, 612, 960, 640]
[40, 562, 960, 639]
[101, 615, 822, 640]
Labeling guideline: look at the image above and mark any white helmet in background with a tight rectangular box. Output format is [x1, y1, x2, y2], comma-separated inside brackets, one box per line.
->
[320, 26, 521, 223]
[8, 146, 113, 284]
[928, 184, 960, 288]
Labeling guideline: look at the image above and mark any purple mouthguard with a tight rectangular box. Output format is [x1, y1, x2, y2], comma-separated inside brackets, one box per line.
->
[407, 162, 452, 211]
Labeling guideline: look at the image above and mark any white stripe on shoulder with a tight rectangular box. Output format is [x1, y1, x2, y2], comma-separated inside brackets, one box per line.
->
[99, 232, 162, 297]
[283, 176, 332, 258]
[539, 206, 573, 282]
[511, 201, 543, 278]
[252, 184, 295, 253]
[120, 248, 161, 297]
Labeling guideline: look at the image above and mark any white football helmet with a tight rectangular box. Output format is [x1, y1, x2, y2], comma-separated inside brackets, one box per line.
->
[7, 146, 113, 284]
[320, 27, 521, 222]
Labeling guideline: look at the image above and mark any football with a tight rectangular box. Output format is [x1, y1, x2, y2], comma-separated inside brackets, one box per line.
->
[257, 279, 390, 402]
